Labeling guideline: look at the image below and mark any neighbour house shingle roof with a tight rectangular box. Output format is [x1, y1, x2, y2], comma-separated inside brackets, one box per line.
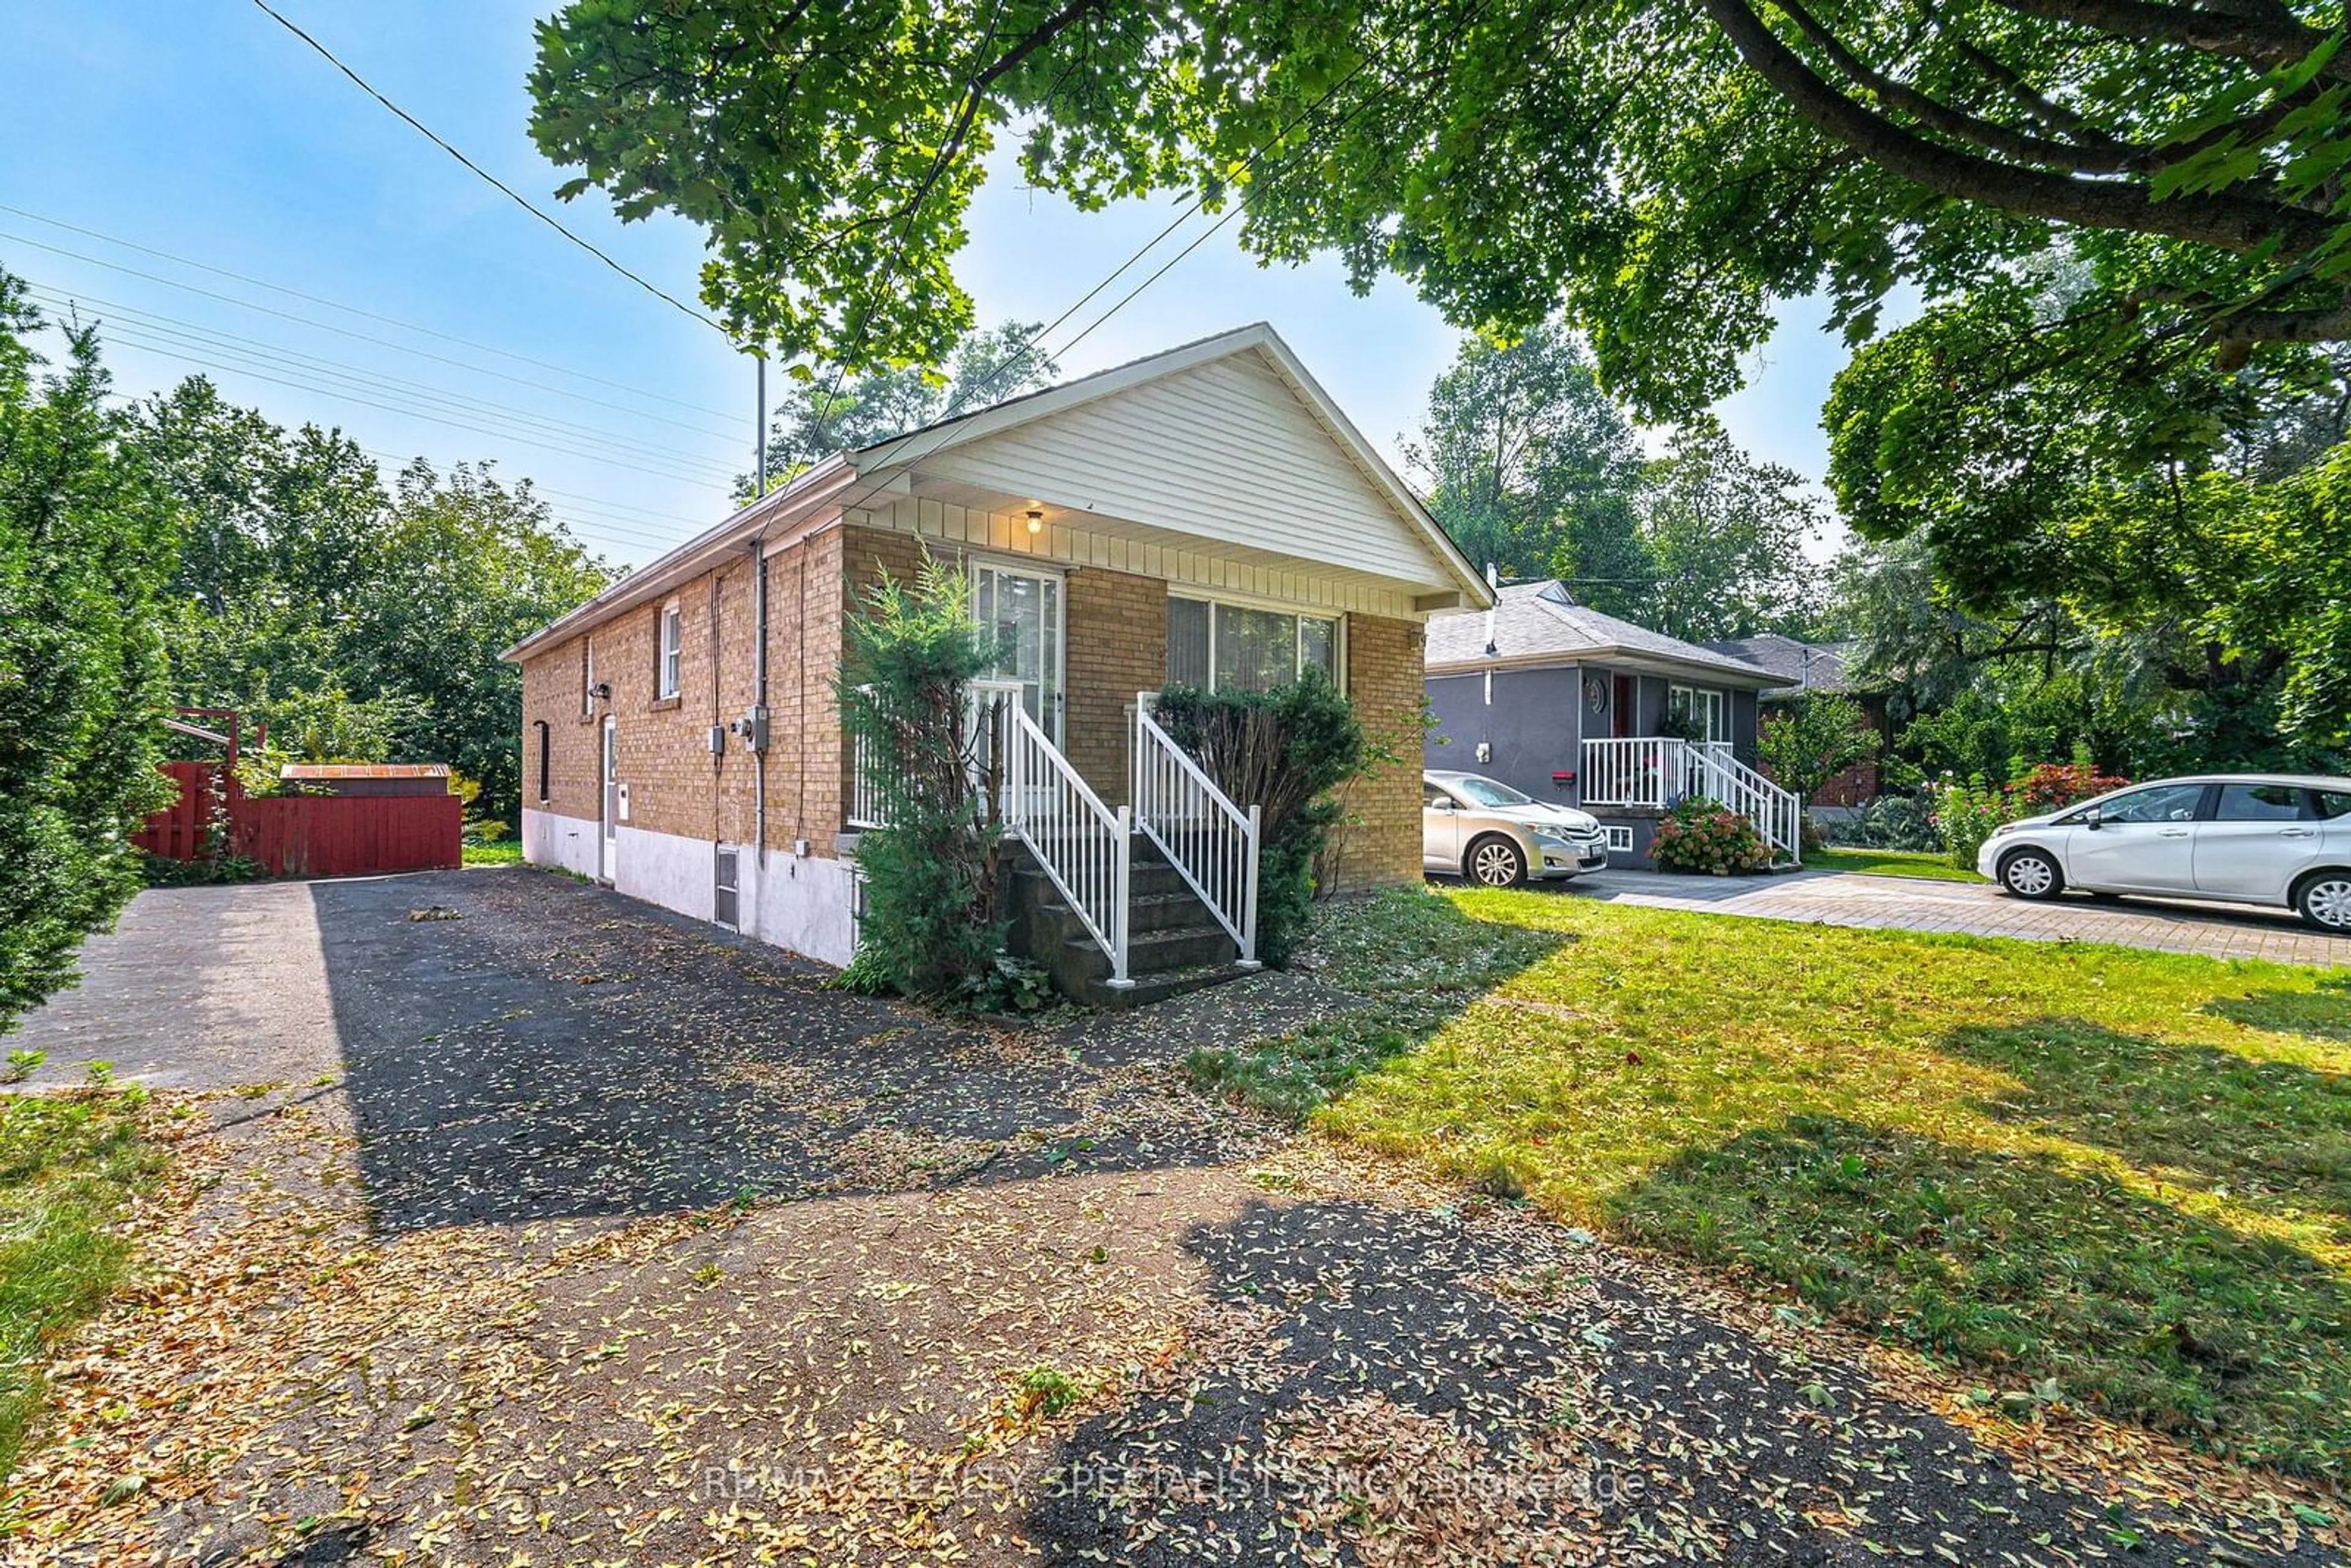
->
[1699, 632, 1867, 694]
[1423, 582, 1795, 687]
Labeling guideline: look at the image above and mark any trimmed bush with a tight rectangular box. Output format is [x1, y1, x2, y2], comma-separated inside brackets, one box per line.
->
[834, 553, 1000, 1001]
[1150, 672, 1364, 967]
[1650, 796, 1772, 874]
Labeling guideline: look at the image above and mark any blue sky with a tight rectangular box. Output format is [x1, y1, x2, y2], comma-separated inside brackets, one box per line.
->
[3, 1, 1858, 568]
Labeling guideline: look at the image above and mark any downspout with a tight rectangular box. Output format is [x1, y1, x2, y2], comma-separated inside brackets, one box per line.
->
[751, 538, 768, 867]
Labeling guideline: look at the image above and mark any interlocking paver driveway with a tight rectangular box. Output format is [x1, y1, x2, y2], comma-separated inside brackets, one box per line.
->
[1565, 867, 2351, 966]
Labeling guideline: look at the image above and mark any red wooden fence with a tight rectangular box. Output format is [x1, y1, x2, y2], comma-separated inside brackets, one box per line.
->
[135, 760, 462, 878]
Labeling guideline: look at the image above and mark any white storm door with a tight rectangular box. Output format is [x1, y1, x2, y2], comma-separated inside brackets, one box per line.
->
[600, 716, 618, 882]
[972, 561, 1064, 745]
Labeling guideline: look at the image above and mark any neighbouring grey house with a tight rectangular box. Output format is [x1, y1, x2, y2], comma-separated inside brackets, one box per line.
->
[1424, 581, 1803, 866]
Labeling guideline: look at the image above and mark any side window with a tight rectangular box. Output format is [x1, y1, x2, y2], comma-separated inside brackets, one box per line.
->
[534, 721, 550, 803]
[2091, 783, 2206, 824]
[2214, 783, 2309, 822]
[2315, 790, 2351, 820]
[657, 604, 683, 699]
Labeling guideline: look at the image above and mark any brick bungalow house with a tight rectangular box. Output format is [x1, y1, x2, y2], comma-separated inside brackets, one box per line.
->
[502, 324, 1489, 993]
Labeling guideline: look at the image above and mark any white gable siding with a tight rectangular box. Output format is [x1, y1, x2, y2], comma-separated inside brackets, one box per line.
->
[847, 495, 1423, 620]
[917, 353, 1445, 590]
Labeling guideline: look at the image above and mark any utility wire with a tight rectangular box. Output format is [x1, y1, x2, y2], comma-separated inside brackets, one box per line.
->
[0, 204, 740, 420]
[247, 0, 724, 336]
[818, 49, 1391, 528]
[31, 285, 736, 478]
[1, 231, 743, 443]
[98, 329, 735, 488]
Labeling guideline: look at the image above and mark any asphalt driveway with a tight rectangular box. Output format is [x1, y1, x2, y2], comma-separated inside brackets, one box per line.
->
[11, 869, 2345, 1564]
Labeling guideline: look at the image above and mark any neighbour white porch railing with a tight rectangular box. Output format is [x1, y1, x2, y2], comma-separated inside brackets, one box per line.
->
[1580, 736, 1802, 866]
[998, 699, 1132, 988]
[1133, 693, 1261, 969]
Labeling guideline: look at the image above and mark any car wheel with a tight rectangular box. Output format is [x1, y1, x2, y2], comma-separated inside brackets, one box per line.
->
[1998, 847, 2064, 901]
[2295, 870, 2351, 932]
[1465, 835, 1527, 888]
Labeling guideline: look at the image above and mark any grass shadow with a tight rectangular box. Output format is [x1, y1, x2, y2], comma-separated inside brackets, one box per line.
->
[1943, 1016, 2351, 1231]
[1180, 888, 1565, 1121]
[2206, 973, 2351, 1042]
[1610, 1114, 2351, 1476]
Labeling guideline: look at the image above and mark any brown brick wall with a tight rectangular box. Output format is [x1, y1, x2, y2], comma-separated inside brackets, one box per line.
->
[520, 520, 1428, 896]
[520, 632, 604, 822]
[1062, 566, 1167, 803]
[517, 530, 849, 860]
[1327, 612, 1425, 891]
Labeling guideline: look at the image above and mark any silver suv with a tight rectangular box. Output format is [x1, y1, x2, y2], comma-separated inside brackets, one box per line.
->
[1424, 770, 1609, 887]
[1978, 775, 2351, 931]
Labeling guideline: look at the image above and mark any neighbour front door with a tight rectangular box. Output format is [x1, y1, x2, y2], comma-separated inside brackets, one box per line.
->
[600, 716, 618, 883]
[972, 561, 1063, 745]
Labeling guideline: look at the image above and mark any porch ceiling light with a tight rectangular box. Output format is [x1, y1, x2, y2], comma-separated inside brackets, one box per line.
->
[1025, 508, 1044, 536]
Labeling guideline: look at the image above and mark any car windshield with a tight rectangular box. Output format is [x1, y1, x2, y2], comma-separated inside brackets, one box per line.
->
[1449, 776, 1532, 808]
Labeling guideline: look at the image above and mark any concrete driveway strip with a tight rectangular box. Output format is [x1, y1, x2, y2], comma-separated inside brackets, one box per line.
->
[1564, 867, 2351, 966]
[7, 880, 344, 1090]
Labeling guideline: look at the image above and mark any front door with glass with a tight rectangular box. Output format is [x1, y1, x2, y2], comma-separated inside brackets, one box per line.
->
[972, 562, 1063, 744]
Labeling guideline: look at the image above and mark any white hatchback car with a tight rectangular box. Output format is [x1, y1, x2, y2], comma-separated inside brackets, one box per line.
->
[1978, 775, 2351, 931]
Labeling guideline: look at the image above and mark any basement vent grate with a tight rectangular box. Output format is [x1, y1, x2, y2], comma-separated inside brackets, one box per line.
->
[713, 847, 740, 931]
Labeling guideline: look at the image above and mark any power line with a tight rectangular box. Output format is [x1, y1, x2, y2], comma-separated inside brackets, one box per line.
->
[247, 0, 724, 337]
[29, 285, 737, 479]
[820, 50, 1393, 528]
[0, 230, 743, 443]
[94, 328, 735, 489]
[0, 204, 741, 421]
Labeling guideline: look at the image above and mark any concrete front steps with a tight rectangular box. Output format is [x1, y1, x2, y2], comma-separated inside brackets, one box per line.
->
[1003, 838, 1256, 1009]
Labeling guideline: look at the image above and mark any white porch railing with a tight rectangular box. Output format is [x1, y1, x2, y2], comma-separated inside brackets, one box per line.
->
[1133, 694, 1261, 969]
[1580, 736, 1802, 866]
[998, 700, 1131, 988]
[847, 678, 1027, 831]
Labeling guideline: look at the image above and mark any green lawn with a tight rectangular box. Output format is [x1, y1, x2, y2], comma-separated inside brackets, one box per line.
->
[462, 840, 524, 866]
[1220, 888, 2351, 1479]
[1805, 846, 1985, 882]
[0, 1090, 166, 1474]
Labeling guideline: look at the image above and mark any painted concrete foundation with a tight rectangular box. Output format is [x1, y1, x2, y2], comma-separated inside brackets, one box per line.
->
[520, 809, 859, 968]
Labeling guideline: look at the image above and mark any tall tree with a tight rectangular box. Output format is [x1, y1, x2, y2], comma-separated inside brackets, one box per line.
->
[742, 320, 1061, 498]
[0, 276, 182, 1035]
[1639, 422, 1827, 642]
[133, 381, 615, 827]
[1828, 287, 2351, 755]
[1406, 325, 1651, 610]
[528, 0, 2351, 411]
[348, 462, 615, 831]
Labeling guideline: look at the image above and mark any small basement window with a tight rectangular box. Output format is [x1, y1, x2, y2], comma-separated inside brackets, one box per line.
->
[1603, 825, 1634, 853]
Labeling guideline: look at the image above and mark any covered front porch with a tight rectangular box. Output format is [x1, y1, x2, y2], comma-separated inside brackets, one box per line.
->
[1577, 735, 1803, 868]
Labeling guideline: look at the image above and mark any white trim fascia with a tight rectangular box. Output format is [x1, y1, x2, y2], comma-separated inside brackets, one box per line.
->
[1428, 649, 1801, 689]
